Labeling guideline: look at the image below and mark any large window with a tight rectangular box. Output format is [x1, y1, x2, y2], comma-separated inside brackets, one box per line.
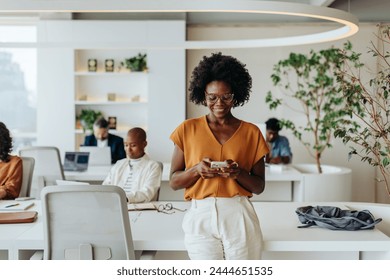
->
[0, 21, 37, 153]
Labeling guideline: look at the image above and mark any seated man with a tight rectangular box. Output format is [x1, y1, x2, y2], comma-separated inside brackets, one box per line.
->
[83, 117, 126, 164]
[102, 127, 162, 203]
[265, 118, 292, 164]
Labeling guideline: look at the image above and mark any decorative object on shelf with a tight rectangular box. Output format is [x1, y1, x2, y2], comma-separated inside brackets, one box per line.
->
[334, 24, 390, 198]
[107, 93, 116, 101]
[88, 59, 98, 72]
[131, 95, 140, 102]
[266, 46, 358, 174]
[78, 94, 87, 101]
[121, 53, 148, 72]
[105, 59, 114, 72]
[108, 116, 117, 130]
[76, 109, 103, 132]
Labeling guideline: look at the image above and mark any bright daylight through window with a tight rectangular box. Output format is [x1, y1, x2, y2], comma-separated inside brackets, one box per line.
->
[0, 23, 37, 152]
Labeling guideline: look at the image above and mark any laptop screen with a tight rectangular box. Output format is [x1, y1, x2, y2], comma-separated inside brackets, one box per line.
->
[63, 152, 90, 171]
[79, 146, 111, 165]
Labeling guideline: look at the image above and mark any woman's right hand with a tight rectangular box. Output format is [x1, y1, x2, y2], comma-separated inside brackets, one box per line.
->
[196, 158, 220, 179]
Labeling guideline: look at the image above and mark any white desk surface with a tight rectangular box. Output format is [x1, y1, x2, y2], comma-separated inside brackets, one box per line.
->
[265, 165, 302, 181]
[3, 200, 390, 259]
[256, 202, 390, 252]
[64, 165, 112, 181]
[65, 163, 171, 182]
[65, 163, 301, 183]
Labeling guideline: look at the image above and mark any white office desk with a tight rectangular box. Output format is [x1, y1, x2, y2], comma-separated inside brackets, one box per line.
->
[251, 165, 302, 201]
[64, 165, 112, 182]
[3, 201, 390, 260]
[158, 164, 303, 202]
[0, 222, 36, 260]
[64, 163, 171, 182]
[64, 163, 302, 202]
[10, 201, 188, 259]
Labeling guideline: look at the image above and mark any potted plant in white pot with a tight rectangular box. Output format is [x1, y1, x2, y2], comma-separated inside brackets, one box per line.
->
[334, 24, 390, 202]
[121, 53, 148, 72]
[266, 46, 358, 201]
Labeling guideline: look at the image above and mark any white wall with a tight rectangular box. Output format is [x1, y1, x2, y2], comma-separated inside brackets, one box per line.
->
[187, 23, 380, 202]
[37, 47, 74, 153]
[37, 20, 186, 163]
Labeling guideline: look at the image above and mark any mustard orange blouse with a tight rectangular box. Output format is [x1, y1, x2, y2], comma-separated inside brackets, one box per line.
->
[170, 116, 269, 200]
[0, 155, 23, 199]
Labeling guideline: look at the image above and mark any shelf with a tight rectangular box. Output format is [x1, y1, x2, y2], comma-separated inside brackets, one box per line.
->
[75, 100, 147, 105]
[10, 132, 37, 138]
[74, 49, 149, 150]
[74, 71, 148, 76]
[75, 129, 129, 134]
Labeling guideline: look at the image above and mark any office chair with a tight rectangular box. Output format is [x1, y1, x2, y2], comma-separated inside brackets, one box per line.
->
[19, 146, 65, 198]
[137, 161, 163, 260]
[41, 185, 135, 260]
[19, 157, 35, 197]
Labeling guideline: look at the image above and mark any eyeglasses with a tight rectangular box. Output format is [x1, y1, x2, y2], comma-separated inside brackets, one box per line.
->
[157, 203, 187, 214]
[205, 92, 234, 104]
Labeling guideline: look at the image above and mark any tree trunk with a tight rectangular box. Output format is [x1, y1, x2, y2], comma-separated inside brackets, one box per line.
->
[316, 152, 322, 174]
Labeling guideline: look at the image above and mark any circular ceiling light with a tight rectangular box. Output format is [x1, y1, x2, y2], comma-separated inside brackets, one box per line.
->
[1, 0, 359, 49]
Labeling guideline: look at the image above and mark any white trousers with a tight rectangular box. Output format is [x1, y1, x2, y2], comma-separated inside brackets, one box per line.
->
[182, 196, 263, 260]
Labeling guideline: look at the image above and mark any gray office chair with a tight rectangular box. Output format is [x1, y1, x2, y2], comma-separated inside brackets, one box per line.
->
[19, 157, 35, 197]
[41, 185, 135, 260]
[19, 146, 65, 198]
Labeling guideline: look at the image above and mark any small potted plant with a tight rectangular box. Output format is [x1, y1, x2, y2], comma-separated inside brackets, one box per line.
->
[121, 53, 148, 72]
[334, 24, 390, 198]
[76, 109, 103, 133]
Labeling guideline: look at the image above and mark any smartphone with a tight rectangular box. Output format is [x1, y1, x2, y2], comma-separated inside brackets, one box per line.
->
[210, 161, 228, 169]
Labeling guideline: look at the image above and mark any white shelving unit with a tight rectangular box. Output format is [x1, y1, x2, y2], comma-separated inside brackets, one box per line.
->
[37, 20, 186, 162]
[74, 49, 149, 147]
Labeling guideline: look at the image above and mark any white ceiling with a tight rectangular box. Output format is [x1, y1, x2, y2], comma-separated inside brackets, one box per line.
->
[330, 0, 390, 22]
[0, 0, 389, 23]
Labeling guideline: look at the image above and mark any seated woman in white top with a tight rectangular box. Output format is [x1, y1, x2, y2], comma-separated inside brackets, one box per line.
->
[102, 127, 162, 203]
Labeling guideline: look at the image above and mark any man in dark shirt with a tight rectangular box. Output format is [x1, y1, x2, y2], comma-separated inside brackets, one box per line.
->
[83, 117, 126, 164]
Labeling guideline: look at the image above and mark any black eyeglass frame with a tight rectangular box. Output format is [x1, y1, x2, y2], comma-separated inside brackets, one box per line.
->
[157, 203, 187, 214]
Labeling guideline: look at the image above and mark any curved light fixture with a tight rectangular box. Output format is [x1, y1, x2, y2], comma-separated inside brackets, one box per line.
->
[1, 0, 359, 49]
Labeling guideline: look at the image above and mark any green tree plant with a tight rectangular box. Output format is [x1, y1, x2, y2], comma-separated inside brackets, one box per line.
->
[77, 109, 103, 132]
[334, 25, 390, 197]
[266, 46, 358, 173]
[121, 53, 148, 72]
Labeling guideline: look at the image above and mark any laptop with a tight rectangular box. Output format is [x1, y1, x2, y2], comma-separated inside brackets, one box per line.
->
[79, 146, 111, 165]
[63, 151, 90, 172]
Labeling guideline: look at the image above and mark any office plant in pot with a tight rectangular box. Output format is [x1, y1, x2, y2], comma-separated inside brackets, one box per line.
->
[334, 25, 390, 199]
[266, 46, 356, 201]
[121, 53, 148, 72]
[77, 109, 103, 133]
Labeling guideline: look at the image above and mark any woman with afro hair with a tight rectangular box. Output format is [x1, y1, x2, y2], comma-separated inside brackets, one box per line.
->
[0, 122, 22, 199]
[170, 53, 269, 260]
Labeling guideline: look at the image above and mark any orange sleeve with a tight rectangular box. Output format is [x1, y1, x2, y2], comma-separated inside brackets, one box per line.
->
[0, 157, 23, 199]
[170, 121, 185, 152]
